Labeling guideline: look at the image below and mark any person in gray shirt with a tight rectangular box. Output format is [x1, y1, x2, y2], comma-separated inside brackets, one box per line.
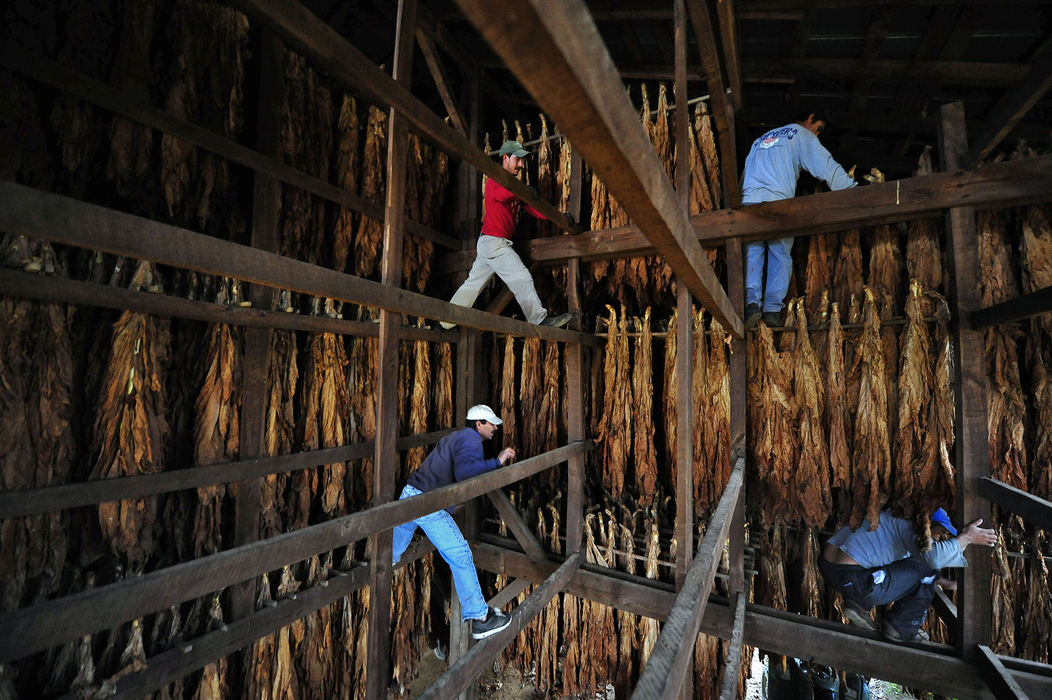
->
[819, 508, 997, 642]
[741, 112, 856, 328]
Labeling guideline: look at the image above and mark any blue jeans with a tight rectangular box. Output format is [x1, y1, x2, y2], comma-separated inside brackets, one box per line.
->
[391, 484, 488, 621]
[819, 556, 937, 640]
[745, 237, 794, 312]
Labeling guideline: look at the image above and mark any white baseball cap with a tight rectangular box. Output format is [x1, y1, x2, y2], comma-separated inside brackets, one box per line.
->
[466, 404, 502, 425]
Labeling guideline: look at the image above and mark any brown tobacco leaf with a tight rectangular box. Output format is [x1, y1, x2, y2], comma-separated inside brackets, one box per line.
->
[703, 317, 732, 514]
[332, 94, 360, 272]
[749, 323, 798, 524]
[695, 101, 722, 208]
[790, 301, 831, 526]
[500, 334, 518, 449]
[827, 302, 852, 498]
[354, 105, 387, 278]
[688, 102, 715, 214]
[261, 329, 298, 538]
[833, 230, 864, 313]
[850, 289, 890, 530]
[632, 309, 657, 502]
[663, 308, 679, 477]
[301, 326, 350, 517]
[598, 305, 629, 498]
[804, 234, 836, 321]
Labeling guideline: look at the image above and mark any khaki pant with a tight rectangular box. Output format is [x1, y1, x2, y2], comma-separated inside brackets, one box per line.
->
[449, 235, 547, 324]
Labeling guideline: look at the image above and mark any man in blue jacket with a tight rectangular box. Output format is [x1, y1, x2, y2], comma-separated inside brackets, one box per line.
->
[742, 112, 856, 328]
[392, 404, 516, 640]
[819, 508, 997, 642]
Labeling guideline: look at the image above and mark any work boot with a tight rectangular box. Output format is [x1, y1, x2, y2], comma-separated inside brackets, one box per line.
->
[540, 312, 573, 328]
[842, 599, 878, 632]
[882, 620, 929, 643]
[761, 311, 782, 327]
[744, 303, 762, 330]
[472, 607, 512, 639]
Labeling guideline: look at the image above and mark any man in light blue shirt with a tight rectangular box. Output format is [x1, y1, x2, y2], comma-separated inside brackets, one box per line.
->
[741, 112, 856, 328]
[819, 508, 997, 642]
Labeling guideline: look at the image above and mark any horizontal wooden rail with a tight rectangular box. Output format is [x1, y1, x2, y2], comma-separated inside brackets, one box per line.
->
[524, 154, 1052, 263]
[0, 182, 602, 347]
[473, 542, 1052, 698]
[971, 286, 1052, 329]
[632, 458, 744, 699]
[977, 477, 1052, 531]
[0, 49, 457, 250]
[0, 430, 452, 519]
[420, 551, 583, 699]
[0, 269, 457, 342]
[0, 442, 586, 661]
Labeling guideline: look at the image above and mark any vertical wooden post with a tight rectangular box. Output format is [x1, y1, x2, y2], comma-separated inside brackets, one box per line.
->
[565, 147, 585, 557]
[231, 27, 283, 621]
[725, 239, 746, 596]
[674, 0, 695, 589]
[937, 101, 992, 658]
[365, 1, 416, 696]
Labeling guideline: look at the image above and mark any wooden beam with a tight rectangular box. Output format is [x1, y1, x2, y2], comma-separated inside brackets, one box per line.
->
[0, 181, 603, 346]
[977, 478, 1052, 531]
[965, 45, 1052, 166]
[0, 49, 457, 250]
[523, 155, 1052, 262]
[933, 585, 959, 628]
[977, 645, 1030, 700]
[0, 443, 584, 662]
[939, 101, 992, 658]
[471, 542, 1049, 698]
[716, 0, 744, 110]
[366, 1, 416, 693]
[420, 552, 583, 699]
[725, 240, 747, 595]
[686, 0, 741, 207]
[485, 490, 548, 561]
[231, 0, 571, 230]
[632, 458, 744, 699]
[742, 57, 1029, 86]
[564, 147, 586, 558]
[971, 285, 1052, 329]
[416, 30, 469, 136]
[717, 592, 748, 700]
[453, 0, 742, 337]
[0, 432, 451, 519]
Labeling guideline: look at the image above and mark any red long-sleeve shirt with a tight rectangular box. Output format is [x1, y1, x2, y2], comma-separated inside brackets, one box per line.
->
[481, 177, 547, 239]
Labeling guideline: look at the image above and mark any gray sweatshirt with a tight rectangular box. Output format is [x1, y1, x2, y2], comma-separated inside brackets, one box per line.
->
[827, 510, 968, 570]
[742, 123, 856, 204]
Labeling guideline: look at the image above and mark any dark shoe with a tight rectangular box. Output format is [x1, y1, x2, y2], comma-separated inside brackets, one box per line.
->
[540, 312, 573, 328]
[761, 311, 782, 327]
[882, 620, 929, 643]
[842, 599, 878, 632]
[744, 303, 762, 330]
[472, 607, 512, 639]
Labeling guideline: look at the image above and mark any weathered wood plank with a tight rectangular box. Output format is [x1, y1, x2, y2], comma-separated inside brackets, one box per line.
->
[717, 592, 748, 700]
[726, 241, 747, 594]
[486, 490, 547, 561]
[419, 552, 583, 699]
[0, 181, 602, 346]
[632, 458, 744, 699]
[742, 56, 1028, 86]
[977, 645, 1030, 700]
[0, 432, 451, 519]
[675, 282, 694, 586]
[939, 101, 993, 658]
[977, 478, 1052, 531]
[0, 443, 584, 662]
[452, 0, 742, 337]
[716, 0, 744, 111]
[0, 48, 456, 250]
[971, 285, 1052, 329]
[230, 0, 570, 229]
[416, 30, 469, 136]
[523, 155, 1052, 263]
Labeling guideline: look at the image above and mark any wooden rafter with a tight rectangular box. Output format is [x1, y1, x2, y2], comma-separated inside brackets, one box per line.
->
[972, 285, 1052, 329]
[686, 0, 741, 207]
[977, 645, 1030, 700]
[717, 592, 748, 700]
[0, 443, 585, 662]
[743, 57, 1029, 86]
[521, 154, 1052, 262]
[965, 36, 1052, 166]
[230, 0, 571, 229]
[716, 0, 744, 109]
[416, 30, 469, 136]
[632, 458, 743, 699]
[453, 0, 742, 336]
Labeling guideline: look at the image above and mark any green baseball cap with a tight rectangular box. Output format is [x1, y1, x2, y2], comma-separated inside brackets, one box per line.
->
[498, 140, 529, 158]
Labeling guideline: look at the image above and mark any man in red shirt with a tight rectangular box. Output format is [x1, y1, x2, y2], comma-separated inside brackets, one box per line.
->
[442, 140, 573, 329]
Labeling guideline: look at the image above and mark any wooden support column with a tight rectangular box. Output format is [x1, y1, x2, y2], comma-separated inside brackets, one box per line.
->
[937, 101, 992, 658]
[565, 146, 585, 557]
[674, 0, 694, 595]
[725, 240, 746, 595]
[366, 1, 416, 696]
[231, 27, 283, 620]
